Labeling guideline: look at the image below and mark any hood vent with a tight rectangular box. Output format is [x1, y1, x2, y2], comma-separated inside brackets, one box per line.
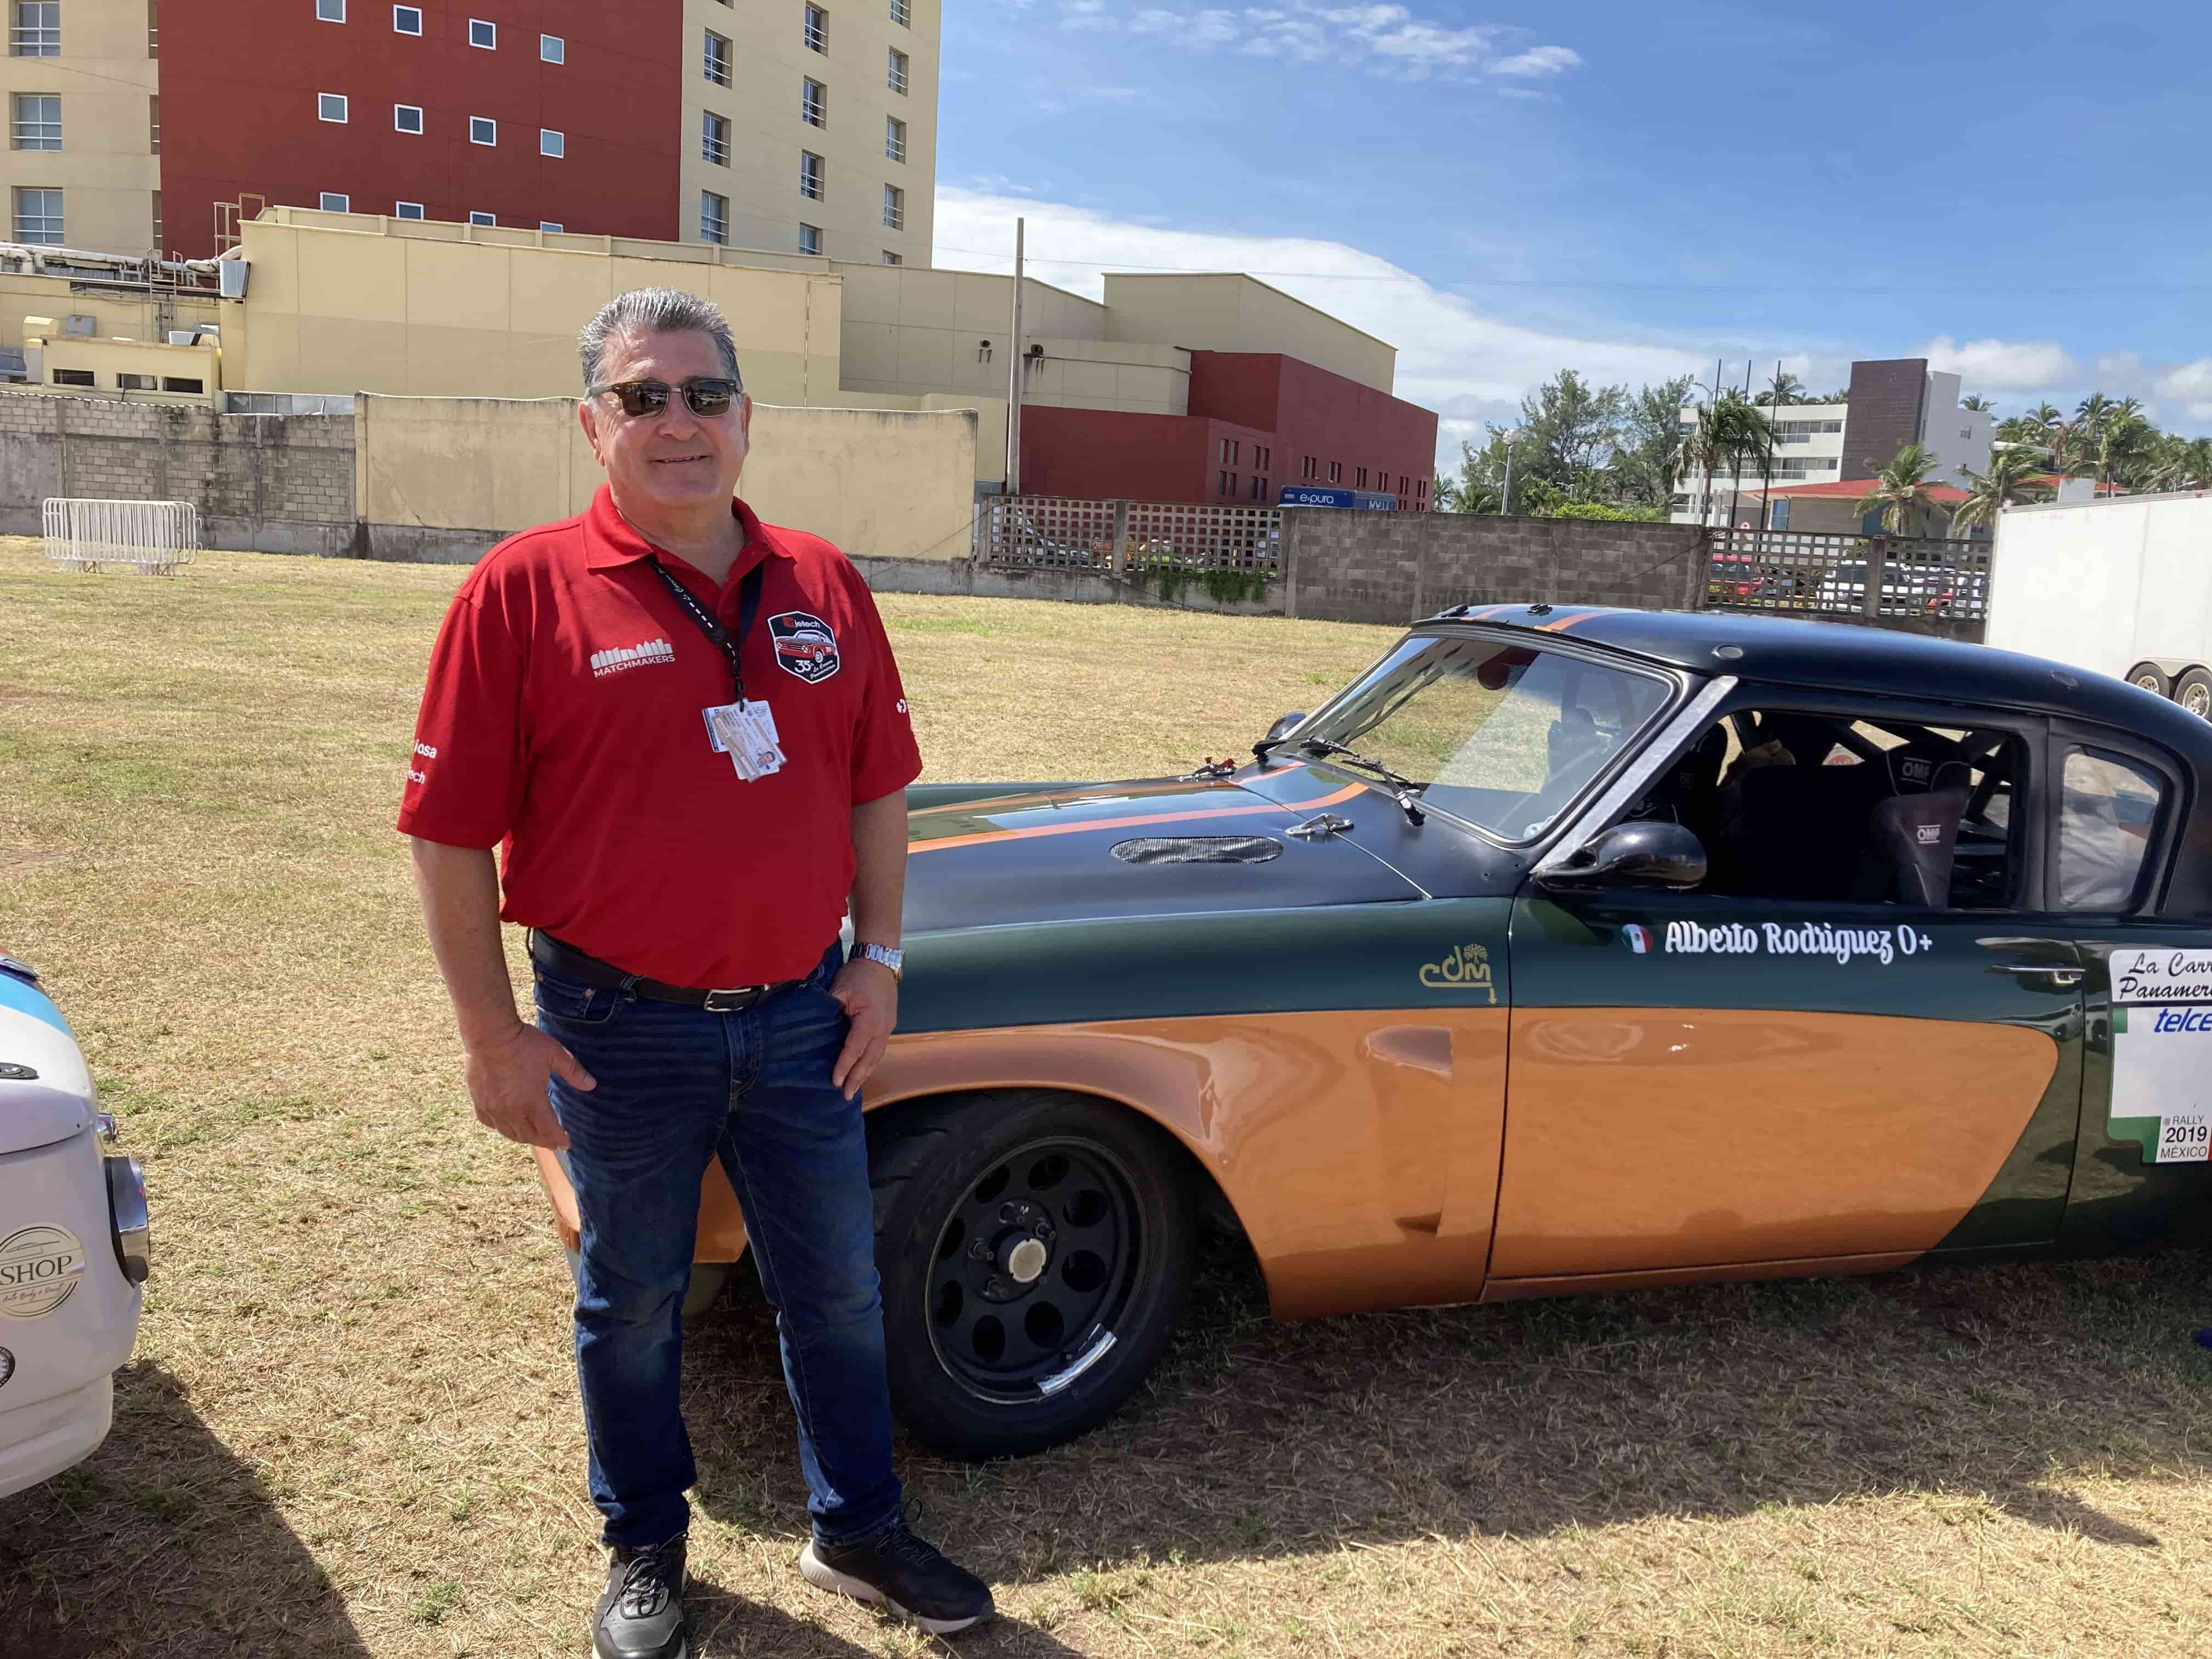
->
[1111, 836, 1283, 866]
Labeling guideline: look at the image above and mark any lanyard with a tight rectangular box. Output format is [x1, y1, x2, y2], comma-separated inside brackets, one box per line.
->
[650, 557, 766, 703]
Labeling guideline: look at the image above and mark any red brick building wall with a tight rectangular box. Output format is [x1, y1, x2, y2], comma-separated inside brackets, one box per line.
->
[160, 0, 680, 257]
[1018, 408, 1274, 504]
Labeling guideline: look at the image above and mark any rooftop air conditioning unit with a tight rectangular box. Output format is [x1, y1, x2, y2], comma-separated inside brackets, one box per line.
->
[217, 258, 249, 300]
[61, 314, 94, 337]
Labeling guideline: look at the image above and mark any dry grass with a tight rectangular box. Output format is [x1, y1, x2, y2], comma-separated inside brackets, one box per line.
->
[1, 537, 2210, 1658]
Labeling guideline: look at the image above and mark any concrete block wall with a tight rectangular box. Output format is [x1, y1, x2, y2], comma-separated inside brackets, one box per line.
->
[0, 392, 358, 555]
[1282, 510, 1706, 624]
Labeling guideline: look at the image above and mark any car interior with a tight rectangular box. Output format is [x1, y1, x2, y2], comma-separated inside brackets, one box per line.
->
[1628, 708, 2023, 909]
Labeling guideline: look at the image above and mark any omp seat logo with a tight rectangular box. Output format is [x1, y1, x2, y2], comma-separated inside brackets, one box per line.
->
[770, 611, 840, 683]
[591, 638, 676, 678]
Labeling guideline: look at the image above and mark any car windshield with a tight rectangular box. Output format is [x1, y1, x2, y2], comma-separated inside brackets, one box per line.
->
[1303, 633, 1674, 840]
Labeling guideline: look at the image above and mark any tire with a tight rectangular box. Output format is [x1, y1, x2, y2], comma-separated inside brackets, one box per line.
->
[2176, 668, 2212, 720]
[563, 1246, 731, 1321]
[2126, 662, 2171, 698]
[868, 1091, 1195, 1460]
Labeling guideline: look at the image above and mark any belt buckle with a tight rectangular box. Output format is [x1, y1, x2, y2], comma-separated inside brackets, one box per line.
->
[701, 985, 760, 1013]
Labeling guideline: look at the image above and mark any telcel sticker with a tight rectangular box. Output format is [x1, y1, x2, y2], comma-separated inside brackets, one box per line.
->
[0, 1224, 85, 1318]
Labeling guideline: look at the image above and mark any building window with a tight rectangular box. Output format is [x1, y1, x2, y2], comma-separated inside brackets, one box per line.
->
[881, 249, 901, 265]
[882, 183, 903, 229]
[394, 103, 422, 133]
[14, 186, 59, 241]
[540, 32, 562, 62]
[315, 0, 343, 20]
[393, 5, 419, 32]
[539, 128, 563, 157]
[804, 3, 827, 53]
[117, 372, 155, 390]
[890, 0, 910, 23]
[1328, 460, 1341, 483]
[1220, 471, 1235, 496]
[318, 92, 347, 122]
[702, 110, 729, 166]
[467, 16, 493, 48]
[799, 150, 824, 200]
[1250, 475, 1265, 501]
[319, 191, 349, 211]
[888, 46, 909, 94]
[11, 2, 58, 55]
[467, 210, 494, 225]
[703, 29, 730, 87]
[798, 222, 821, 255]
[802, 77, 826, 127]
[1355, 467, 1368, 488]
[1301, 455, 1317, 479]
[145, 0, 155, 56]
[701, 190, 727, 244]
[50, 368, 93, 386]
[148, 92, 158, 151]
[469, 115, 494, 144]
[885, 115, 906, 163]
[1255, 445, 1270, 471]
[150, 187, 159, 247]
[161, 376, 202, 393]
[395, 200, 424, 218]
[539, 221, 562, 233]
[10, 93, 58, 150]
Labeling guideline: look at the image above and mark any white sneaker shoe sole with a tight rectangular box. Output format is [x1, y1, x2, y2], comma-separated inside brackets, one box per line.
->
[798, 1542, 993, 1636]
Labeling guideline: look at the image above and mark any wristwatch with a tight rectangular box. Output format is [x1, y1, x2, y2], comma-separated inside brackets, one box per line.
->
[855, 941, 904, 980]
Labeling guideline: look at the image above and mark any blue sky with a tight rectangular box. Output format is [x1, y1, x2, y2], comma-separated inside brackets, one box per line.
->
[933, 2, 2212, 471]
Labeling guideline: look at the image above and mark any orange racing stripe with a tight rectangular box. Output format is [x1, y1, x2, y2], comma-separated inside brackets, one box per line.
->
[909, 781, 1366, 855]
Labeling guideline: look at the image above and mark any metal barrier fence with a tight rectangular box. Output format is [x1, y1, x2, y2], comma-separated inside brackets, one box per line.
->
[1702, 527, 1991, 624]
[976, 495, 1282, 574]
[42, 497, 200, 574]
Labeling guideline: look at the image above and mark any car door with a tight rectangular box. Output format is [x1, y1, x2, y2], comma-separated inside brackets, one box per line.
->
[1490, 689, 2086, 1291]
[2042, 722, 2212, 1254]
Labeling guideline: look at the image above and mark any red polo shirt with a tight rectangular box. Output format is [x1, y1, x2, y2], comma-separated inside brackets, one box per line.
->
[397, 486, 921, 987]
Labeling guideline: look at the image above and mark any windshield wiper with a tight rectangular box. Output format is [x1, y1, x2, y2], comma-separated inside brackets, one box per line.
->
[1299, 739, 1426, 825]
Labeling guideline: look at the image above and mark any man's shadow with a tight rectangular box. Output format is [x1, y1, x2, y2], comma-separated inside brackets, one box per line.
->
[0, 1361, 368, 1659]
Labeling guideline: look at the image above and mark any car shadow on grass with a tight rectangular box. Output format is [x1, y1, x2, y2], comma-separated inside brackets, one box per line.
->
[0, 1359, 368, 1659]
[680, 1242, 2208, 1596]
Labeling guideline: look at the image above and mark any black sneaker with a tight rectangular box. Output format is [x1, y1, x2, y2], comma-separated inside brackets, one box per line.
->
[594, 1534, 688, 1659]
[799, 1520, 995, 1635]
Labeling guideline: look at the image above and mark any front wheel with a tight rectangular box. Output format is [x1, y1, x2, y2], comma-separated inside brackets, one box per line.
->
[870, 1092, 1195, 1460]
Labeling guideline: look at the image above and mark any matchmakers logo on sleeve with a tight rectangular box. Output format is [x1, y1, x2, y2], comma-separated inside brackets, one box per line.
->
[590, 637, 677, 679]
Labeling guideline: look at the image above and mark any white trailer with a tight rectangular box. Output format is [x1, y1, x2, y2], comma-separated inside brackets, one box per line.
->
[1986, 492, 2212, 715]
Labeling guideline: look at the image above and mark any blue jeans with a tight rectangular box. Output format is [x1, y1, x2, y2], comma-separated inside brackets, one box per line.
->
[540, 940, 902, 1551]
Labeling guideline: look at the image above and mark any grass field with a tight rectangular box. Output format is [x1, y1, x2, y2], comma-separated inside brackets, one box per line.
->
[2, 537, 2210, 1658]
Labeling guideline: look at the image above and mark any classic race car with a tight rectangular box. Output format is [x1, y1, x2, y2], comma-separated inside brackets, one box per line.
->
[537, 604, 2212, 1460]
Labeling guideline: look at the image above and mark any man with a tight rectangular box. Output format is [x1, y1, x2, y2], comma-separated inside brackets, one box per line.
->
[399, 287, 994, 1657]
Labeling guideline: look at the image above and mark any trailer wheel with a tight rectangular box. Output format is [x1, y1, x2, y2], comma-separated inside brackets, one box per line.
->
[2176, 669, 2212, 720]
[2126, 662, 2170, 698]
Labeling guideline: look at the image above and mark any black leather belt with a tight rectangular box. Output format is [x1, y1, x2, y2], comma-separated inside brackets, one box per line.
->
[527, 929, 804, 1013]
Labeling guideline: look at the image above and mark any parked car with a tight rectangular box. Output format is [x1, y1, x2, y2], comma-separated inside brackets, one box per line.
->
[0, 956, 150, 1499]
[1814, 556, 1989, 618]
[537, 605, 2212, 1460]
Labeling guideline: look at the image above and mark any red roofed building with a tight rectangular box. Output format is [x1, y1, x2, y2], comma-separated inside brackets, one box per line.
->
[1746, 478, 1970, 538]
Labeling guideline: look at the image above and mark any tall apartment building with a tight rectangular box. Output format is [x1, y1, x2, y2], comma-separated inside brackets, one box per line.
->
[1672, 358, 1993, 527]
[0, 0, 936, 262]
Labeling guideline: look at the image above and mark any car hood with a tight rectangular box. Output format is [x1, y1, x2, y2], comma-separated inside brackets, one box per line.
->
[902, 770, 1423, 934]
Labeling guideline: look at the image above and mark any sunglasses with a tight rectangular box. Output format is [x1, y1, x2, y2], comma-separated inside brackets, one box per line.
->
[589, 376, 742, 420]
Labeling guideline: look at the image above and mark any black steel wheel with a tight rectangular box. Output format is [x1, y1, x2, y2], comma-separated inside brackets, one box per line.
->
[2126, 662, 2171, 698]
[870, 1091, 1195, 1459]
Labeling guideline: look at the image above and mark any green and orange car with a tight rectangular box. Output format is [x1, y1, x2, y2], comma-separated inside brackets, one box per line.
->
[538, 604, 2212, 1460]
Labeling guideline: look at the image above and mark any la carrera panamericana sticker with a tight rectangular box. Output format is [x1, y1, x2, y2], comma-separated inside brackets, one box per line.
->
[2108, 949, 2212, 1163]
[769, 612, 840, 684]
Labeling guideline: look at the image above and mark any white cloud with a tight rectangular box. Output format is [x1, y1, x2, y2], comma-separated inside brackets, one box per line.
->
[1057, 2, 1570, 82]
[1918, 335, 2078, 393]
[933, 186, 1708, 473]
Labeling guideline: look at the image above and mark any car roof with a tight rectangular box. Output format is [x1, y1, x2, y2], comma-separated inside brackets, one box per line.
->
[1422, 603, 2212, 749]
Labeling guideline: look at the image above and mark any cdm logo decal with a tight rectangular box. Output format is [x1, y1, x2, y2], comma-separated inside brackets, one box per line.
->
[1621, 924, 1653, 955]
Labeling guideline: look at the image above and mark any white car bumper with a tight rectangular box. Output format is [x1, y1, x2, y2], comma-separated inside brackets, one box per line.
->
[0, 1372, 113, 1501]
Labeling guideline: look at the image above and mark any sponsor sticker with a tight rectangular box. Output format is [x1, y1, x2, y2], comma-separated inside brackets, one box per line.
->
[0, 1224, 85, 1318]
[1620, 923, 1652, 955]
[769, 611, 840, 684]
[1652, 918, 1934, 966]
[2111, 947, 2212, 1005]
[2108, 983, 2212, 1163]
[1419, 942, 1497, 1003]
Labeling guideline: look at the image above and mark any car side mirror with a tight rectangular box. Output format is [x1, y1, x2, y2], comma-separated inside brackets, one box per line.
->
[1537, 820, 1708, 890]
[1263, 711, 1307, 746]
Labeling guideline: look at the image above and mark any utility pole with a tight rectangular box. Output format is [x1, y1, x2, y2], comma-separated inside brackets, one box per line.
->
[1004, 216, 1025, 495]
[1499, 428, 1516, 516]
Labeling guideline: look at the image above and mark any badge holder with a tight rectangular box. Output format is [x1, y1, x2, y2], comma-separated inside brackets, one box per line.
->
[703, 700, 785, 781]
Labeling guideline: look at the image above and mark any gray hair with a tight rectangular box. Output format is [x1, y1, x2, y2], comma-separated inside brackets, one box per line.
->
[578, 287, 743, 393]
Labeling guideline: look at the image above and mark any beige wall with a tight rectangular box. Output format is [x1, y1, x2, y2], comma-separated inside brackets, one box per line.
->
[354, 394, 977, 560]
[230, 213, 844, 403]
[680, 0, 936, 264]
[834, 263, 1114, 402]
[1102, 273, 1398, 394]
[26, 323, 219, 403]
[0, 269, 217, 352]
[0, 0, 159, 256]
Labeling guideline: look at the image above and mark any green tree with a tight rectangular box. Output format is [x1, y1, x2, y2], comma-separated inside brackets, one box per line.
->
[1610, 374, 1697, 509]
[1691, 392, 1776, 527]
[1856, 443, 1947, 535]
[1950, 448, 2053, 535]
[1959, 394, 1995, 412]
[1515, 369, 1630, 494]
[2084, 411, 2155, 490]
[1752, 370, 1807, 407]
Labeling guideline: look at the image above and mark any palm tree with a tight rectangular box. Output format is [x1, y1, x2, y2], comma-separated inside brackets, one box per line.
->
[2074, 392, 2115, 439]
[2085, 411, 2154, 491]
[1752, 370, 1807, 408]
[1950, 449, 2053, 535]
[1959, 394, 1995, 413]
[2025, 402, 2063, 429]
[1857, 443, 1946, 536]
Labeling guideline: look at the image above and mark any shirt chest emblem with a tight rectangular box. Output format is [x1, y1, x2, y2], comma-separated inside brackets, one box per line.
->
[770, 611, 840, 684]
[590, 637, 677, 679]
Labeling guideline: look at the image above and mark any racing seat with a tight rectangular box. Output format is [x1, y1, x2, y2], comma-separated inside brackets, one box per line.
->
[1860, 786, 1971, 906]
[1725, 761, 1893, 899]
